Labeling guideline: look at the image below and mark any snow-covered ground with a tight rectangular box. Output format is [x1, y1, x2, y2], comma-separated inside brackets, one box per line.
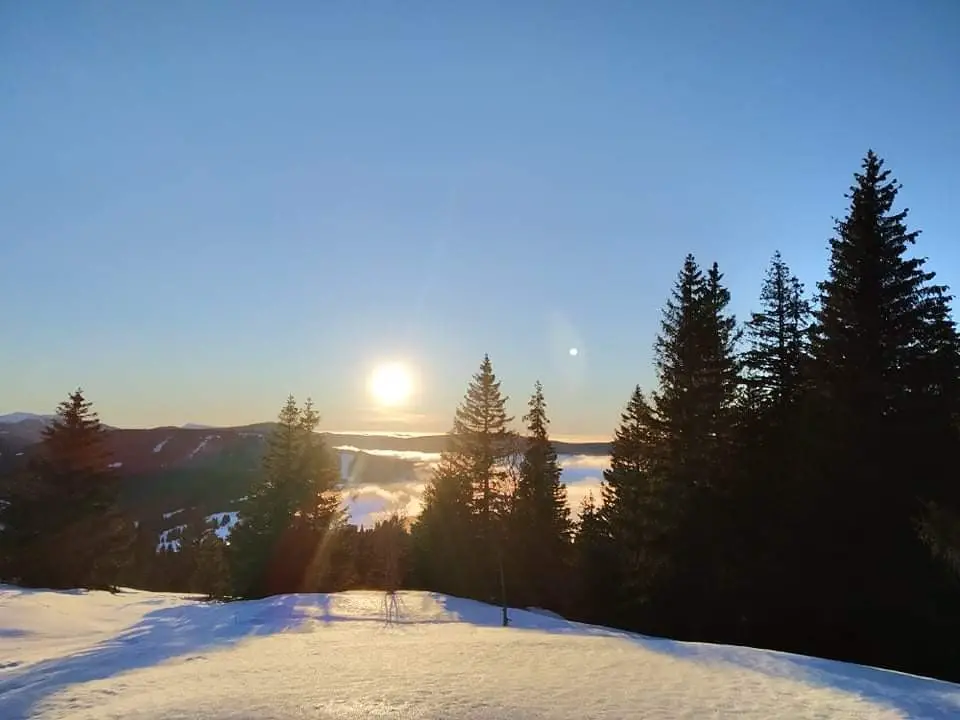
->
[2, 587, 959, 719]
[156, 524, 187, 552]
[155, 512, 240, 550]
[206, 511, 240, 539]
[187, 435, 219, 459]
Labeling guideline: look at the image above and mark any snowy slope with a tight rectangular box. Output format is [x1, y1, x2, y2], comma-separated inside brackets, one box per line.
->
[2, 588, 959, 719]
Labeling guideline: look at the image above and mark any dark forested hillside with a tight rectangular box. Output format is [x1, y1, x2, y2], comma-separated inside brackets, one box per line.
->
[0, 419, 607, 528]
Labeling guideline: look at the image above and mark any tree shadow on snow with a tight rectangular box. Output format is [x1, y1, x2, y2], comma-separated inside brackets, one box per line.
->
[0, 585, 91, 599]
[627, 634, 960, 719]
[435, 595, 960, 719]
[0, 591, 454, 718]
[0, 593, 331, 719]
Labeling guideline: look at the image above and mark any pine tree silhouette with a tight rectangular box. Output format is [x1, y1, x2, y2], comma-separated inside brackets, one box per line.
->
[805, 150, 960, 670]
[0, 389, 132, 589]
[509, 381, 572, 611]
[228, 395, 343, 598]
[413, 355, 516, 602]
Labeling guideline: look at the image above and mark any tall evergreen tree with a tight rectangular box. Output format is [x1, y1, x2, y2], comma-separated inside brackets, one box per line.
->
[807, 150, 960, 672]
[508, 381, 572, 611]
[228, 395, 343, 598]
[653, 256, 740, 483]
[600, 385, 662, 626]
[413, 355, 516, 602]
[456, 355, 515, 525]
[744, 251, 811, 410]
[700, 261, 742, 444]
[0, 389, 131, 589]
[813, 152, 957, 420]
[725, 253, 815, 641]
[601, 256, 740, 637]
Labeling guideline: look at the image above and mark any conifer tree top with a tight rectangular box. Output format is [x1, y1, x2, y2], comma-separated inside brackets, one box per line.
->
[524, 381, 549, 440]
[451, 355, 514, 438]
[813, 150, 955, 414]
[44, 388, 103, 438]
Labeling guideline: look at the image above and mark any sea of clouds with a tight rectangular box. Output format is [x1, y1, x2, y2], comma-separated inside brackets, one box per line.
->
[336, 447, 608, 527]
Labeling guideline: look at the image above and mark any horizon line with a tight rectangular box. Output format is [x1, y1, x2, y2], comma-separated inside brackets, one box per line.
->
[0, 413, 611, 443]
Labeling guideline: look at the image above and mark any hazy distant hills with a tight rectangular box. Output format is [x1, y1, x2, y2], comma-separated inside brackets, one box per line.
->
[0, 414, 610, 459]
[0, 412, 55, 424]
[0, 414, 611, 528]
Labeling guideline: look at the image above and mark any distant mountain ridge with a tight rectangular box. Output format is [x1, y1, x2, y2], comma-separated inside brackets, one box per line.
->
[0, 412, 55, 424]
[0, 414, 611, 456]
[0, 416, 611, 530]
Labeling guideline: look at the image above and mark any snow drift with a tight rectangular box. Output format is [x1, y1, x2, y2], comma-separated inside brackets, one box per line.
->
[1, 586, 959, 719]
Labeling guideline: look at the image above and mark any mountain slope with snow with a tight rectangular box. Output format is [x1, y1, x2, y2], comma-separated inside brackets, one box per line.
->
[0, 419, 610, 528]
[0, 413, 53, 425]
[2, 587, 958, 719]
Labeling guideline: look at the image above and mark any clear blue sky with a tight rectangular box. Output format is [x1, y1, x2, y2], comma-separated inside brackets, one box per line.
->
[2, 1, 958, 437]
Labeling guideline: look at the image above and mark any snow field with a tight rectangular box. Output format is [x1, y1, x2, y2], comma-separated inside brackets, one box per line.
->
[2, 587, 959, 719]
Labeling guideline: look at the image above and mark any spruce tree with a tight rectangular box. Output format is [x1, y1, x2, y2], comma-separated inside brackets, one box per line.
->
[744, 251, 811, 411]
[455, 355, 515, 525]
[600, 386, 663, 626]
[293, 399, 343, 531]
[813, 152, 957, 422]
[807, 150, 960, 670]
[413, 355, 516, 602]
[653, 256, 739, 537]
[601, 256, 740, 636]
[228, 395, 343, 598]
[653, 256, 739, 483]
[700, 262, 742, 446]
[726, 253, 814, 637]
[0, 389, 131, 589]
[812, 150, 959, 511]
[509, 381, 572, 611]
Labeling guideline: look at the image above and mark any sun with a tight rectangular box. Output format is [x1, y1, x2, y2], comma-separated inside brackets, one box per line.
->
[368, 362, 414, 407]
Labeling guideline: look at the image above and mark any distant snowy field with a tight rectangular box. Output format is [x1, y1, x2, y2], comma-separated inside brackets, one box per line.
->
[3, 587, 959, 719]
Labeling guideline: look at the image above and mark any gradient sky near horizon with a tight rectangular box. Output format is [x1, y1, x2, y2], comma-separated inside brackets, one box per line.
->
[2, 1, 959, 437]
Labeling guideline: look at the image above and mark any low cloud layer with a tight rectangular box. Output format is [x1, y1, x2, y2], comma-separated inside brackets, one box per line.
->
[334, 445, 442, 465]
[339, 449, 608, 528]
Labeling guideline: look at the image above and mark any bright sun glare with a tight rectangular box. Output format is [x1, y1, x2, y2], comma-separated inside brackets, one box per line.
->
[368, 362, 414, 407]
